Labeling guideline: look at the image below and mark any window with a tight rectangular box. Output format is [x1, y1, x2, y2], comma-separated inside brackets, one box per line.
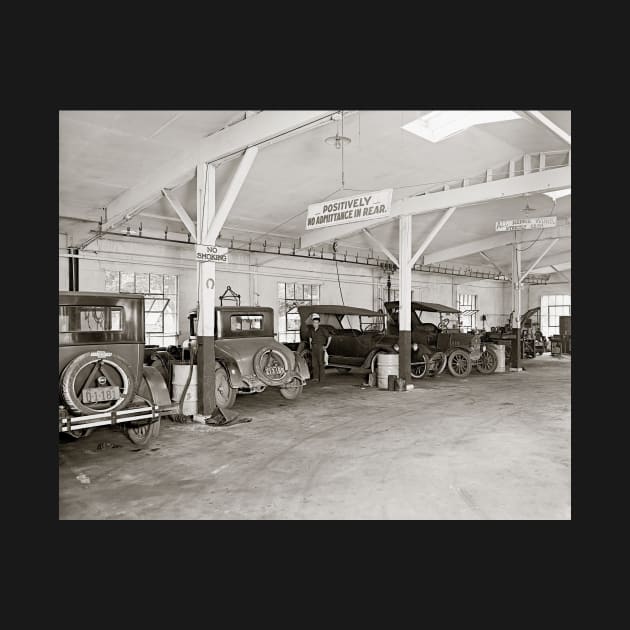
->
[59, 306, 123, 333]
[540, 294, 571, 337]
[278, 282, 320, 343]
[457, 294, 478, 332]
[105, 271, 179, 346]
[231, 315, 263, 332]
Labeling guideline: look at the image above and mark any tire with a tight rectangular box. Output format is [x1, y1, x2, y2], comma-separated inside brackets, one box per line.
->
[429, 353, 447, 377]
[476, 348, 498, 374]
[61, 352, 135, 416]
[410, 354, 430, 379]
[253, 347, 291, 387]
[126, 420, 160, 448]
[279, 377, 303, 400]
[66, 429, 94, 440]
[215, 365, 237, 409]
[447, 349, 472, 377]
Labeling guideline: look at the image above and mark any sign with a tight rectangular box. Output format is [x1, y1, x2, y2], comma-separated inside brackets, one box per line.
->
[495, 216, 557, 232]
[195, 244, 229, 263]
[305, 188, 393, 230]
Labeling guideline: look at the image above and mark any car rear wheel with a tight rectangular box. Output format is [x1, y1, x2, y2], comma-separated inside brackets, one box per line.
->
[215, 365, 237, 409]
[61, 352, 136, 416]
[476, 348, 498, 374]
[410, 354, 430, 379]
[447, 349, 472, 377]
[279, 377, 303, 400]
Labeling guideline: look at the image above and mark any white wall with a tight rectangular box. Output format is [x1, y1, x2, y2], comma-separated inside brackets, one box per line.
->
[60, 235, 521, 341]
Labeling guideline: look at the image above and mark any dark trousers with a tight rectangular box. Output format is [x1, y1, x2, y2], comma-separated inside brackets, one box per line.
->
[311, 345, 326, 381]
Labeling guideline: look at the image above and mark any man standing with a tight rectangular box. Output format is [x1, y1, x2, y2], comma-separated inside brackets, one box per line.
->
[309, 313, 331, 383]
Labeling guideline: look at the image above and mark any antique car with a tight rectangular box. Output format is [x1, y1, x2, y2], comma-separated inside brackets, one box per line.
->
[482, 307, 548, 361]
[178, 306, 310, 411]
[293, 305, 446, 380]
[384, 301, 498, 377]
[59, 291, 175, 448]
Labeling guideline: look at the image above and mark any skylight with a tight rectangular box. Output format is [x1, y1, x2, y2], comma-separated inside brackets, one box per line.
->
[402, 110, 521, 143]
[544, 188, 571, 201]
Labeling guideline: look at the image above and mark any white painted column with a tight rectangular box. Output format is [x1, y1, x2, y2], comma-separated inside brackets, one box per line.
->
[511, 234, 522, 370]
[196, 162, 217, 414]
[398, 215, 412, 383]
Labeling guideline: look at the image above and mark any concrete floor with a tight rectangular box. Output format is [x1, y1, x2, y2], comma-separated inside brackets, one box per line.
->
[59, 355, 571, 520]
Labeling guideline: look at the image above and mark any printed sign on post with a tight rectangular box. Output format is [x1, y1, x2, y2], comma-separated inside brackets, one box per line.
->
[195, 244, 229, 263]
[495, 216, 557, 232]
[305, 189, 393, 230]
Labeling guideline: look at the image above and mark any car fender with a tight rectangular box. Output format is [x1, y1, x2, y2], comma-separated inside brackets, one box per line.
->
[294, 352, 310, 381]
[140, 365, 172, 407]
[214, 355, 245, 389]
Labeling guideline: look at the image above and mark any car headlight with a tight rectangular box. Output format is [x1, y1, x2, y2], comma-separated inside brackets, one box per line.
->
[412, 342, 418, 351]
[393, 343, 400, 352]
[482, 345, 486, 352]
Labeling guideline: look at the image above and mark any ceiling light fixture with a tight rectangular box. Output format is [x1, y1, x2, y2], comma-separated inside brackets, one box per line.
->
[402, 110, 521, 143]
[324, 111, 351, 149]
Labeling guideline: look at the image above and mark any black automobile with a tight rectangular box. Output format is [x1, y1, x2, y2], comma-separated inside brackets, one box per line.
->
[293, 305, 446, 380]
[384, 301, 498, 377]
[59, 291, 174, 448]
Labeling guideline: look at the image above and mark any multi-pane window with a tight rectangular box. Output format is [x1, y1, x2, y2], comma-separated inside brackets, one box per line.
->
[457, 294, 478, 332]
[540, 295, 571, 338]
[277, 282, 320, 343]
[105, 271, 179, 346]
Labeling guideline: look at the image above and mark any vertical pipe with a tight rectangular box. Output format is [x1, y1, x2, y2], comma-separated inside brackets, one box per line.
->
[73, 248, 79, 291]
[67, 247, 74, 291]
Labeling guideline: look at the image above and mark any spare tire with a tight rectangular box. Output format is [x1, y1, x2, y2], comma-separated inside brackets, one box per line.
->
[61, 352, 135, 416]
[253, 346, 290, 387]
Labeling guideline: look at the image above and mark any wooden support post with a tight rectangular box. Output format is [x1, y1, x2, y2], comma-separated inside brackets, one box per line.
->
[511, 236, 522, 370]
[398, 215, 412, 385]
[196, 162, 217, 416]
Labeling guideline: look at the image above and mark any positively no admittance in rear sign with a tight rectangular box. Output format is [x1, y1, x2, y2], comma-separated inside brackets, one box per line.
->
[305, 189, 393, 230]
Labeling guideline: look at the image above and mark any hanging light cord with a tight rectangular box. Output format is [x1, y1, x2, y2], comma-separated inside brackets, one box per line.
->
[340, 110, 345, 189]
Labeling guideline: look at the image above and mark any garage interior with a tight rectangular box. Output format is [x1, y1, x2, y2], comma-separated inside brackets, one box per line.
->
[59, 110, 571, 520]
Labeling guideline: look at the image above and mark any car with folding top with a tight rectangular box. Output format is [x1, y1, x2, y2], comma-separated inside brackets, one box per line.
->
[384, 300, 498, 377]
[58, 291, 175, 447]
[292, 304, 446, 380]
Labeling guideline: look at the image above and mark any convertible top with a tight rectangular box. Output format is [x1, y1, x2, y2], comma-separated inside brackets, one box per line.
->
[297, 304, 382, 317]
[384, 300, 461, 315]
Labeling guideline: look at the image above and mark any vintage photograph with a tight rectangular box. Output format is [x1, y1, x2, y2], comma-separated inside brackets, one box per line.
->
[59, 110, 571, 519]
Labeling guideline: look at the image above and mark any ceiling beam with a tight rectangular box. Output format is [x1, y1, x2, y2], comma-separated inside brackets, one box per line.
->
[161, 189, 197, 241]
[479, 251, 507, 277]
[521, 111, 571, 145]
[300, 165, 571, 249]
[423, 224, 571, 265]
[78, 110, 336, 248]
[528, 250, 571, 271]
[409, 207, 456, 268]
[362, 228, 399, 267]
[520, 238, 559, 282]
[206, 147, 258, 245]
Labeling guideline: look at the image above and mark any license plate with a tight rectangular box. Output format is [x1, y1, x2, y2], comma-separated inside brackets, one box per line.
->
[81, 386, 120, 403]
[265, 366, 284, 375]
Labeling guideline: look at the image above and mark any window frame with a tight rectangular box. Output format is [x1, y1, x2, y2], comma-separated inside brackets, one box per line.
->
[277, 282, 321, 343]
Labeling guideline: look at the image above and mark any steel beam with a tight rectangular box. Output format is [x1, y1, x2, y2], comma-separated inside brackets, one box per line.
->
[162, 189, 197, 241]
[409, 207, 456, 268]
[300, 165, 571, 249]
[362, 228, 399, 267]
